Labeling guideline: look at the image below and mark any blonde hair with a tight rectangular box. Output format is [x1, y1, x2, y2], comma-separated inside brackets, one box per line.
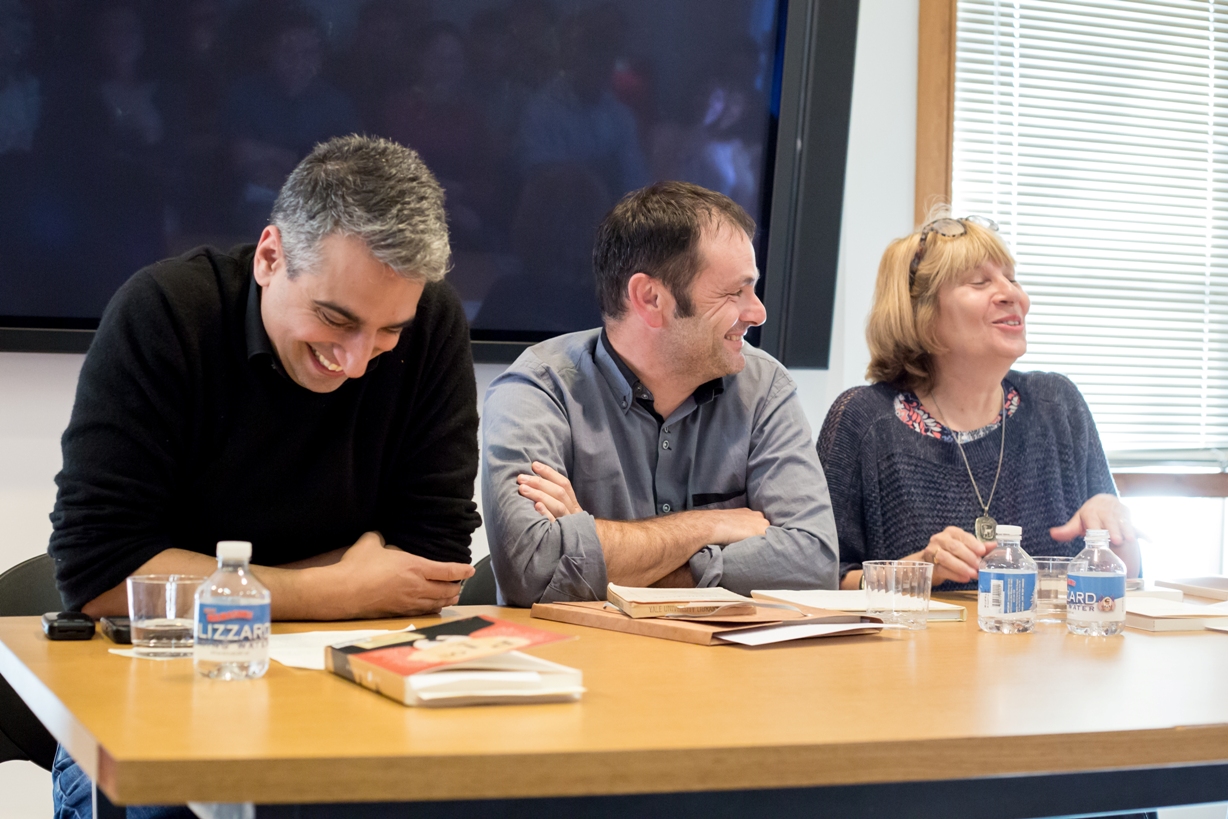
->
[865, 214, 1015, 393]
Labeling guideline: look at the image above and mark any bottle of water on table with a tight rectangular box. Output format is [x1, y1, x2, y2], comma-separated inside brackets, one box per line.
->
[977, 524, 1037, 633]
[194, 540, 271, 680]
[1066, 528, 1126, 637]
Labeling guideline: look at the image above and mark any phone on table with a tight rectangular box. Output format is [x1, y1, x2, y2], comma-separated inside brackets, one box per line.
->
[41, 612, 95, 641]
[100, 616, 132, 644]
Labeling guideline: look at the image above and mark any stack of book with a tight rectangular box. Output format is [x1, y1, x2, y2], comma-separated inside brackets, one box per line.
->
[532, 584, 885, 646]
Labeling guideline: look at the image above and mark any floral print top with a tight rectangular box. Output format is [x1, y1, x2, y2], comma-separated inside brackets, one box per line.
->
[894, 384, 1020, 444]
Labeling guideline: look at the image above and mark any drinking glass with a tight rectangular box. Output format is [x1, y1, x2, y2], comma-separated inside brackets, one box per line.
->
[1034, 556, 1072, 623]
[863, 560, 933, 630]
[126, 575, 206, 657]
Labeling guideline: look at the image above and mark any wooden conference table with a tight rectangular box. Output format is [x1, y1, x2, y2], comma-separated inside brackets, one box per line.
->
[2, 600, 1228, 818]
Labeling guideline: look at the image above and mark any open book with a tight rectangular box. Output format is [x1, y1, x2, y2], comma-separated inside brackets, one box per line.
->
[752, 589, 967, 622]
[325, 616, 584, 707]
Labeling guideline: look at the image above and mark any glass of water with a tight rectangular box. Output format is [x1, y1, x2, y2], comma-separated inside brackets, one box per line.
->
[126, 575, 206, 657]
[863, 560, 934, 630]
[1033, 556, 1072, 624]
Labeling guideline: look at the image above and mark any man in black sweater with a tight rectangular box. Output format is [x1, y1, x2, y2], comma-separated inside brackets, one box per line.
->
[49, 134, 480, 621]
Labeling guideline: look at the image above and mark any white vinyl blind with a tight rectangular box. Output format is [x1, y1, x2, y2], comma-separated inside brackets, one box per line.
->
[951, 0, 1228, 468]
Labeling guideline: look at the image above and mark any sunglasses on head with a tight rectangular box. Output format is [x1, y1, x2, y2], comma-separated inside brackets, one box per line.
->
[909, 215, 999, 284]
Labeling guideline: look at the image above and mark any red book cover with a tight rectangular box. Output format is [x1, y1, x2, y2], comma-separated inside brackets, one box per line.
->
[330, 616, 570, 677]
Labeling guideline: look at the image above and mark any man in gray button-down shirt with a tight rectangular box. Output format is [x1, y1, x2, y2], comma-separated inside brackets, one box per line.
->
[482, 182, 838, 606]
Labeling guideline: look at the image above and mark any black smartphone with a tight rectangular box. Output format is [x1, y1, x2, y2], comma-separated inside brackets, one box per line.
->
[41, 612, 96, 641]
[100, 616, 132, 644]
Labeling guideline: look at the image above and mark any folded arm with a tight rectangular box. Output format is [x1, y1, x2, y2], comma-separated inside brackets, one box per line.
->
[689, 374, 839, 595]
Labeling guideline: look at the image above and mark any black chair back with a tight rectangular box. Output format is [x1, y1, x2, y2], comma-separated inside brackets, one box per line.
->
[0, 553, 63, 770]
[458, 555, 497, 606]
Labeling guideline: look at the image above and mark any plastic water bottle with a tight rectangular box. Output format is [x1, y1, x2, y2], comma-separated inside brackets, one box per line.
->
[977, 525, 1037, 633]
[1066, 529, 1126, 637]
[194, 541, 271, 679]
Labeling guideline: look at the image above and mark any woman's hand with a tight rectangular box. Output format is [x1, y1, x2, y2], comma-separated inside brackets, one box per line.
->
[1049, 494, 1141, 578]
[910, 526, 994, 584]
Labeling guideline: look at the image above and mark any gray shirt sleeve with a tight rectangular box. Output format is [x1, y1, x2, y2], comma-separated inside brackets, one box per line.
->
[481, 361, 609, 607]
[687, 370, 840, 594]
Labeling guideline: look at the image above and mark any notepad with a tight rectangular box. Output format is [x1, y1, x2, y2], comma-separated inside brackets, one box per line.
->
[751, 589, 967, 622]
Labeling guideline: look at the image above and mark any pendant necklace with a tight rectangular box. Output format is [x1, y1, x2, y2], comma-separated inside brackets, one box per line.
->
[929, 387, 1006, 542]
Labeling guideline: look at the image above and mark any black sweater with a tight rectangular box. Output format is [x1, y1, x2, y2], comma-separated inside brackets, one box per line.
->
[49, 245, 481, 611]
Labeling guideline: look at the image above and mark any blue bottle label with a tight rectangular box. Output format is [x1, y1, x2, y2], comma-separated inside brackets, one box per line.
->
[978, 570, 1037, 619]
[194, 602, 270, 662]
[1066, 573, 1126, 622]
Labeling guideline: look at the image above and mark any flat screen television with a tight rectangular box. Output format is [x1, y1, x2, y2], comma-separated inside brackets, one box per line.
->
[0, 0, 856, 366]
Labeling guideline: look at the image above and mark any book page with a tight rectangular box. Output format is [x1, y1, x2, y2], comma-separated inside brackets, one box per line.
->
[752, 589, 963, 612]
[606, 583, 753, 604]
[1124, 598, 1228, 618]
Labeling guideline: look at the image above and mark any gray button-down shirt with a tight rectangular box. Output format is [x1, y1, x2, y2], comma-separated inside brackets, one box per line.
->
[481, 328, 839, 606]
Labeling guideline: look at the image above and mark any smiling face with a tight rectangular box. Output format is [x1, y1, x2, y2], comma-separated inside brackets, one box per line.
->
[252, 229, 425, 393]
[661, 222, 766, 383]
[931, 259, 1030, 371]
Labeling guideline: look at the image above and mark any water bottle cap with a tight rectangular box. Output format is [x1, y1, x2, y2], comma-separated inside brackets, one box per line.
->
[1085, 528, 1109, 539]
[995, 525, 1022, 537]
[216, 540, 252, 562]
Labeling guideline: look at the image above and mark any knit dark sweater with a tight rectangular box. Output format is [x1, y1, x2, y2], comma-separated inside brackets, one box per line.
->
[49, 245, 481, 611]
[817, 372, 1116, 590]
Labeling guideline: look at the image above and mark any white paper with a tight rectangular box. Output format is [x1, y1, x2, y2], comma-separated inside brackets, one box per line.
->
[269, 627, 413, 671]
[715, 621, 882, 646]
[1123, 598, 1228, 619]
[1206, 622, 1228, 634]
[752, 589, 964, 613]
[108, 648, 184, 661]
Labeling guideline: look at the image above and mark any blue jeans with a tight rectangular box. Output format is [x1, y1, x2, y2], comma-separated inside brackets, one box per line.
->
[52, 745, 195, 819]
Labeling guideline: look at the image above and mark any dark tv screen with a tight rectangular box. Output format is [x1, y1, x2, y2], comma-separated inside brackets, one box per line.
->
[0, 0, 786, 343]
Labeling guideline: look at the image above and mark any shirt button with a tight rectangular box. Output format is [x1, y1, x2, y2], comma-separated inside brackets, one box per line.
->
[662, 440, 670, 450]
[662, 503, 672, 513]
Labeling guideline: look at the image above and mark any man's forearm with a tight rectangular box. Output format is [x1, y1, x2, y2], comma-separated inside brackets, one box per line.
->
[80, 548, 349, 621]
[595, 511, 722, 587]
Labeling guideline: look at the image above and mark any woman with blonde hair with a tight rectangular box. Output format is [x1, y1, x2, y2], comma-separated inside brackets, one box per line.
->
[817, 215, 1140, 590]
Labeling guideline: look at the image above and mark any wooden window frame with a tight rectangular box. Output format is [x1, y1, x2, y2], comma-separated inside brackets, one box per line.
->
[914, 0, 1227, 498]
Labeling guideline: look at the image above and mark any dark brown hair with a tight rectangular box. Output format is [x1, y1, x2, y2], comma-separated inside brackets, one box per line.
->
[592, 181, 755, 320]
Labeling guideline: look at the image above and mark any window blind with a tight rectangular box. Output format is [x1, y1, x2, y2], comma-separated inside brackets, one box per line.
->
[951, 0, 1228, 468]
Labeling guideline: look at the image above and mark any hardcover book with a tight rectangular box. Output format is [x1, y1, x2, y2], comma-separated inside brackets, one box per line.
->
[325, 616, 583, 707]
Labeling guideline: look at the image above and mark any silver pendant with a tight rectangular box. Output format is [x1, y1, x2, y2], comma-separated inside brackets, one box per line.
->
[975, 515, 997, 542]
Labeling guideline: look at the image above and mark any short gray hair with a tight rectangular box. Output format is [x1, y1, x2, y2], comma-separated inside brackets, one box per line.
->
[270, 135, 450, 282]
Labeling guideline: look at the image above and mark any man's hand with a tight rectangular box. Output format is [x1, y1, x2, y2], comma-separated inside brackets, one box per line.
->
[517, 462, 584, 521]
[1050, 493, 1141, 577]
[908, 526, 993, 584]
[704, 508, 770, 545]
[324, 532, 474, 618]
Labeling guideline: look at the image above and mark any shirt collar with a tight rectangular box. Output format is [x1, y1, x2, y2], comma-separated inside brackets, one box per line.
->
[245, 274, 288, 379]
[597, 328, 725, 415]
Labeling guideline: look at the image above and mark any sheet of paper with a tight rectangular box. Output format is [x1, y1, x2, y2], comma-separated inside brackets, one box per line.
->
[1206, 621, 1228, 634]
[1124, 598, 1228, 619]
[607, 583, 752, 604]
[269, 627, 412, 670]
[108, 648, 183, 661]
[752, 589, 964, 613]
[715, 621, 883, 646]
